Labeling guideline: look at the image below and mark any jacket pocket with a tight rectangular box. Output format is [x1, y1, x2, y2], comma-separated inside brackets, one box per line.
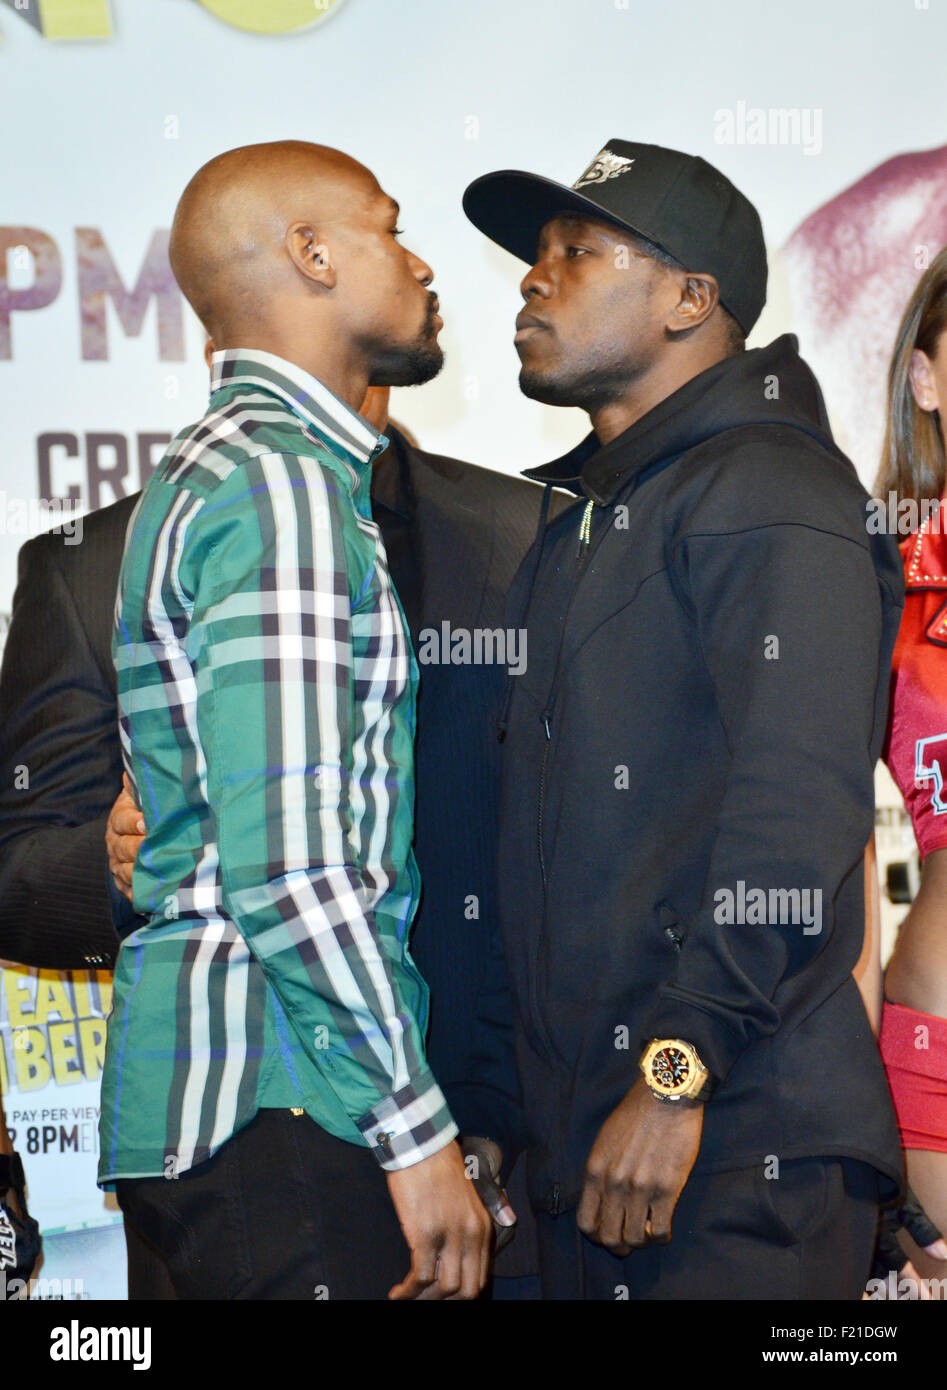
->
[755, 1157, 836, 1248]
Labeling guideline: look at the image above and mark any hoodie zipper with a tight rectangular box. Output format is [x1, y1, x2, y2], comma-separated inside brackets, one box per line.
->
[536, 499, 601, 1216]
[537, 499, 596, 891]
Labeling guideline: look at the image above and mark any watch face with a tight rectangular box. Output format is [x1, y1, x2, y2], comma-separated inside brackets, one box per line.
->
[651, 1045, 692, 1093]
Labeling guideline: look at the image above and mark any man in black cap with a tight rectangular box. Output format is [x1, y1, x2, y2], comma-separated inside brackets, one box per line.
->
[458, 140, 905, 1299]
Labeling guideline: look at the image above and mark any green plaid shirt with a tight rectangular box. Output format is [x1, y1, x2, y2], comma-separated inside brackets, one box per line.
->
[98, 349, 457, 1184]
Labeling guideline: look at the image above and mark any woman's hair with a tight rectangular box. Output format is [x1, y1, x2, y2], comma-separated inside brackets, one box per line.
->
[875, 246, 947, 506]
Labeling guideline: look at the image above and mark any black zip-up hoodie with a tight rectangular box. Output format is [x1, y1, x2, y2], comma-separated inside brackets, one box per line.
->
[452, 335, 904, 1215]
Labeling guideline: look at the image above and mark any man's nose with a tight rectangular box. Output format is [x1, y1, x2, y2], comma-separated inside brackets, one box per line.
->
[520, 259, 553, 301]
[407, 251, 434, 287]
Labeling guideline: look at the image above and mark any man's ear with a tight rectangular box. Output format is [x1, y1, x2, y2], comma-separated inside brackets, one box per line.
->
[667, 271, 718, 335]
[286, 221, 336, 288]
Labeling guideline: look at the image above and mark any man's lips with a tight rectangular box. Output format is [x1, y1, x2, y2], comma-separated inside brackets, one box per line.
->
[514, 312, 550, 343]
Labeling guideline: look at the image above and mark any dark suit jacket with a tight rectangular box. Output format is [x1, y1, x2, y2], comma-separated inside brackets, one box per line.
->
[0, 494, 139, 969]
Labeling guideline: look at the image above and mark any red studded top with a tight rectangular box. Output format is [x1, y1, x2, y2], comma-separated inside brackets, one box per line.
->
[884, 498, 947, 860]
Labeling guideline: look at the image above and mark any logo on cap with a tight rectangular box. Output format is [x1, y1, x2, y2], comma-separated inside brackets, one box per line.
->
[573, 149, 635, 191]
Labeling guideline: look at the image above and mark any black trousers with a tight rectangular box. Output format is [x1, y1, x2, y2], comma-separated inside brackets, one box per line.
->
[535, 1157, 880, 1300]
[116, 1108, 410, 1300]
[124, 1213, 177, 1300]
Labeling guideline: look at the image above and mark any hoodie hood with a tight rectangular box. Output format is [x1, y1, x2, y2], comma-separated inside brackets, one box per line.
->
[524, 334, 842, 505]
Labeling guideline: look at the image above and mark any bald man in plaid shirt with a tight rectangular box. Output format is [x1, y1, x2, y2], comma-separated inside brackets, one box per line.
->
[98, 141, 492, 1300]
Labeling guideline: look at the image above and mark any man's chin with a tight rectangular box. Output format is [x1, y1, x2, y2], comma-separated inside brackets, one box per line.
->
[370, 340, 444, 389]
[518, 366, 580, 407]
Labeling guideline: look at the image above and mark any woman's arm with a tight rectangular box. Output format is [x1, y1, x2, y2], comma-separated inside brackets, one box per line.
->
[885, 846, 947, 1017]
[856, 833, 884, 1034]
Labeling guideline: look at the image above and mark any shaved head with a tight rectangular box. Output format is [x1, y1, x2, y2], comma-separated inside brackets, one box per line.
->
[171, 141, 366, 337]
[168, 140, 444, 404]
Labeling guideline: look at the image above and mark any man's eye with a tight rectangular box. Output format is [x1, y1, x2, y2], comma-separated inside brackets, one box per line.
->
[566, 245, 589, 258]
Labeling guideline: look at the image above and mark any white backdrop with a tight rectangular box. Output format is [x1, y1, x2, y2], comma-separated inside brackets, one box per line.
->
[1, 0, 945, 1298]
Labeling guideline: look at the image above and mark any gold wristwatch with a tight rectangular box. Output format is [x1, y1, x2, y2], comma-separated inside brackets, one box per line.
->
[640, 1038, 715, 1105]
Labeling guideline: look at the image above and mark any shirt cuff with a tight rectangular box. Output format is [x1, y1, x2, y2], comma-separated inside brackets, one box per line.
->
[357, 1070, 458, 1171]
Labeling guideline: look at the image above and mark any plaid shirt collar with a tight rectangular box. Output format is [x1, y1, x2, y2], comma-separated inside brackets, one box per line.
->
[210, 347, 388, 469]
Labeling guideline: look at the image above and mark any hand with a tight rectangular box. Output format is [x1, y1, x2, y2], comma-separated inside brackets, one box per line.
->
[105, 774, 145, 903]
[873, 1184, 947, 1296]
[386, 1139, 493, 1300]
[460, 1135, 517, 1253]
[577, 1076, 703, 1255]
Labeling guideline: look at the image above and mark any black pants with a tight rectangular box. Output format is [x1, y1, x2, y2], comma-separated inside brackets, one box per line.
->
[124, 1214, 177, 1300]
[535, 1157, 880, 1300]
[116, 1108, 409, 1300]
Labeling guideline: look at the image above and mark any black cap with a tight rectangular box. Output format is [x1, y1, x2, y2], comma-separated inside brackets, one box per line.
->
[463, 139, 767, 336]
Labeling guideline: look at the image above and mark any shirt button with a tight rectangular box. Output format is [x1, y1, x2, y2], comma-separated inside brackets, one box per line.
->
[375, 1131, 394, 1154]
